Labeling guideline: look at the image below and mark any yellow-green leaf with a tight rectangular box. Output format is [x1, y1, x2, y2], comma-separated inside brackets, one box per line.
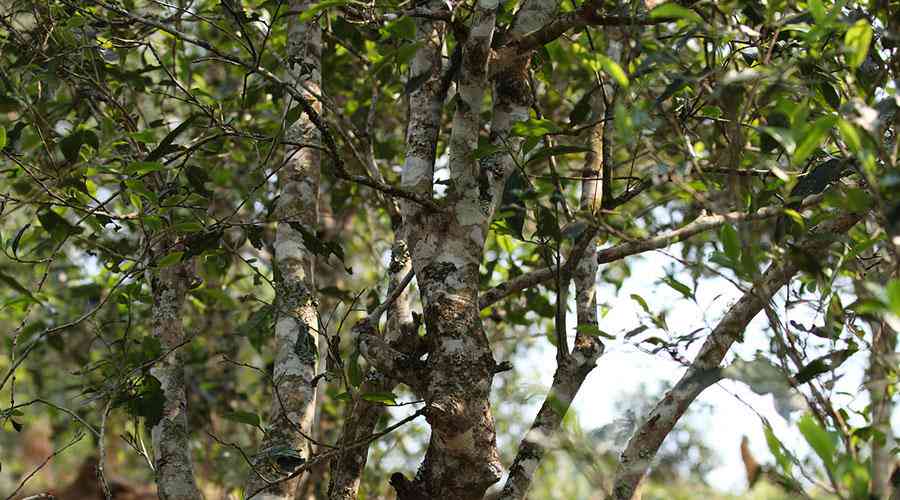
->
[598, 55, 629, 88]
[844, 20, 873, 69]
[649, 3, 703, 24]
[793, 116, 836, 165]
[837, 119, 862, 153]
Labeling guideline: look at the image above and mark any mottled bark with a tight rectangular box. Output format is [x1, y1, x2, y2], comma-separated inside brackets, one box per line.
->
[244, 2, 321, 498]
[149, 258, 203, 500]
[382, 2, 507, 498]
[868, 319, 896, 500]
[611, 214, 863, 500]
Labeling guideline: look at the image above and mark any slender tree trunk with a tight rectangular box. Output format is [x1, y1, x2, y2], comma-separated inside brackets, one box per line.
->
[862, 259, 898, 500]
[327, 2, 444, 496]
[149, 256, 203, 500]
[868, 318, 896, 499]
[244, 2, 322, 497]
[498, 82, 609, 500]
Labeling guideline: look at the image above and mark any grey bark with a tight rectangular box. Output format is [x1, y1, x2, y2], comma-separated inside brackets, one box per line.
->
[244, 2, 322, 498]
[149, 257, 203, 500]
[497, 75, 610, 500]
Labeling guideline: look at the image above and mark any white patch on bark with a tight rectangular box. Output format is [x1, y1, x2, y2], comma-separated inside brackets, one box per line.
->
[441, 337, 466, 354]
[401, 156, 432, 188]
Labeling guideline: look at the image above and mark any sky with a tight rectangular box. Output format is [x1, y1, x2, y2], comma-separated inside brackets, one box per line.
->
[562, 247, 897, 493]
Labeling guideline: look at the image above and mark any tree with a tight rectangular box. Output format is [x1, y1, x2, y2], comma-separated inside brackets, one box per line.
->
[0, 0, 898, 499]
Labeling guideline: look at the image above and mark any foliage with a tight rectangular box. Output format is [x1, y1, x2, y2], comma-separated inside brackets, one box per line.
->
[0, 0, 898, 498]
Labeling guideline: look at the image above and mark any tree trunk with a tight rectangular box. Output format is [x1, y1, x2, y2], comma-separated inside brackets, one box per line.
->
[244, 1, 322, 497]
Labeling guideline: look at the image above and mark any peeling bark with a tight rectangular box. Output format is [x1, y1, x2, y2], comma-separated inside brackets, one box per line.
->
[611, 214, 863, 500]
[149, 258, 203, 500]
[244, 2, 321, 497]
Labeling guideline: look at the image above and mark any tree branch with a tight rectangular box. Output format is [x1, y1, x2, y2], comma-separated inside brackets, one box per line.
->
[610, 213, 864, 500]
[479, 192, 830, 309]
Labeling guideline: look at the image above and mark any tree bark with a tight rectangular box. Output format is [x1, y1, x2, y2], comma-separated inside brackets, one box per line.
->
[149, 257, 203, 500]
[327, 3, 444, 495]
[244, 2, 322, 497]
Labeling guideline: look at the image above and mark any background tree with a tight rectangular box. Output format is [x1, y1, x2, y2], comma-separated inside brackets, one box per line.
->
[0, 0, 898, 499]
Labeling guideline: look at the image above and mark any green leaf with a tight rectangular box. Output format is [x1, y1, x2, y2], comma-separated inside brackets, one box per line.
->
[299, 0, 349, 22]
[662, 276, 693, 300]
[808, 0, 826, 24]
[37, 209, 81, 238]
[146, 115, 197, 162]
[757, 126, 796, 155]
[10, 224, 29, 257]
[844, 20, 873, 69]
[575, 324, 616, 339]
[126, 161, 165, 175]
[794, 349, 855, 385]
[535, 205, 560, 241]
[59, 129, 100, 163]
[886, 279, 900, 316]
[471, 143, 502, 161]
[126, 375, 165, 428]
[763, 425, 793, 475]
[129, 129, 157, 143]
[0, 272, 40, 304]
[172, 222, 204, 234]
[720, 224, 741, 263]
[347, 352, 362, 388]
[157, 251, 185, 268]
[798, 414, 836, 472]
[238, 305, 275, 353]
[222, 410, 261, 427]
[360, 392, 398, 404]
[793, 116, 836, 165]
[595, 55, 629, 88]
[817, 82, 840, 110]
[511, 118, 562, 138]
[185, 165, 212, 196]
[569, 89, 597, 125]
[0, 126, 6, 150]
[837, 119, 862, 153]
[631, 293, 651, 314]
[649, 3, 703, 24]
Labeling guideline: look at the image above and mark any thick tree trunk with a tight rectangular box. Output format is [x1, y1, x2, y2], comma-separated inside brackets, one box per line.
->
[244, 2, 322, 498]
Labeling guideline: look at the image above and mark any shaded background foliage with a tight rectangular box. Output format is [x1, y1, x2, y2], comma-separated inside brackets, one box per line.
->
[0, 0, 898, 498]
